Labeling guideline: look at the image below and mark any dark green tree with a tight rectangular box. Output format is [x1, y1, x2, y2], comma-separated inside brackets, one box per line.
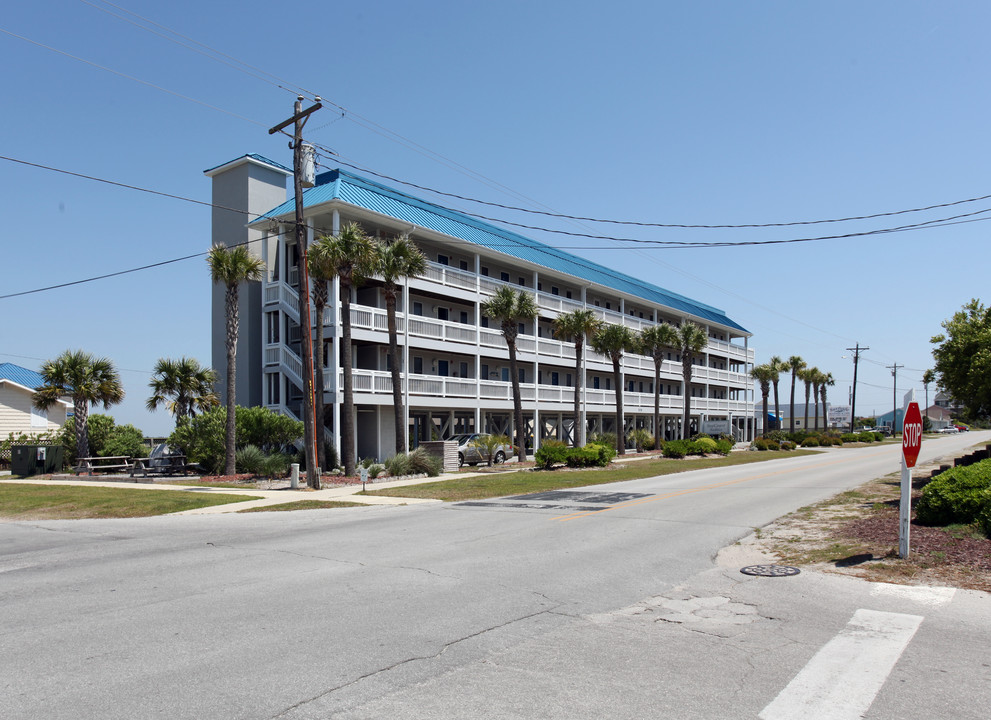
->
[931, 299, 991, 420]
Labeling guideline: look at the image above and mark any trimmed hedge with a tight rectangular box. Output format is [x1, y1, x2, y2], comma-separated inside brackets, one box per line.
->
[534, 441, 615, 469]
[915, 460, 991, 530]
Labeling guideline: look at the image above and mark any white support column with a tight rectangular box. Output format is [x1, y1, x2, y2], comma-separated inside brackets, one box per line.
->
[580, 286, 588, 445]
[332, 209, 340, 236]
[403, 279, 410, 452]
[475, 252, 482, 434]
[332, 274, 342, 459]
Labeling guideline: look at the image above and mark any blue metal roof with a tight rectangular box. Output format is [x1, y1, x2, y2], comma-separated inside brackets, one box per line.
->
[254, 168, 749, 334]
[0, 362, 46, 390]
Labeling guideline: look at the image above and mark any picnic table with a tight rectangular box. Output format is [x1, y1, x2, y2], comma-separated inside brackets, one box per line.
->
[130, 453, 189, 478]
[74, 456, 133, 475]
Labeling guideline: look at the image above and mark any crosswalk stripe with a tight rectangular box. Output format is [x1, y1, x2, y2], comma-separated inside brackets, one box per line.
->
[759, 609, 923, 720]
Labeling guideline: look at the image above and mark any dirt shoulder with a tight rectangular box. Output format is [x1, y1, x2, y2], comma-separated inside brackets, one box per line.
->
[742, 447, 991, 594]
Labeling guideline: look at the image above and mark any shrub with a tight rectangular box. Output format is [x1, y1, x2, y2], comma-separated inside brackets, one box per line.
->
[535, 439, 569, 470]
[563, 443, 615, 467]
[384, 452, 412, 476]
[840, 433, 859, 443]
[764, 430, 787, 443]
[169, 406, 304, 475]
[978, 504, 991, 539]
[873, 432, 885, 442]
[235, 444, 266, 474]
[692, 437, 718, 455]
[470, 433, 512, 466]
[714, 439, 733, 456]
[324, 442, 339, 472]
[628, 428, 654, 453]
[915, 461, 991, 527]
[663, 439, 691, 458]
[407, 446, 442, 476]
[588, 432, 617, 450]
[261, 453, 290, 478]
[858, 431, 875, 443]
[753, 437, 780, 451]
[800, 437, 820, 447]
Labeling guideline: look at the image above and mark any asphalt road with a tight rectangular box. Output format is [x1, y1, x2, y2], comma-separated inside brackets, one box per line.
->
[2, 433, 988, 719]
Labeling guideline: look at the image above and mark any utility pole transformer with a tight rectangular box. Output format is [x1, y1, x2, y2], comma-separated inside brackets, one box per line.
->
[269, 96, 322, 488]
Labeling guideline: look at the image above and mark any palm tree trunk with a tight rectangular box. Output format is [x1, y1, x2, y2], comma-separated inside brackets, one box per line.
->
[653, 358, 661, 449]
[385, 289, 405, 455]
[224, 284, 238, 476]
[681, 358, 692, 440]
[813, 386, 820, 431]
[74, 398, 89, 459]
[804, 385, 811, 430]
[572, 337, 583, 448]
[761, 392, 769, 435]
[789, 375, 797, 434]
[772, 382, 781, 431]
[341, 282, 356, 476]
[508, 340, 526, 462]
[313, 290, 327, 471]
[612, 356, 624, 455]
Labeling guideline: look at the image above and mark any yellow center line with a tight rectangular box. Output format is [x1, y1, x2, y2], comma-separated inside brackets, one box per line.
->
[551, 451, 877, 522]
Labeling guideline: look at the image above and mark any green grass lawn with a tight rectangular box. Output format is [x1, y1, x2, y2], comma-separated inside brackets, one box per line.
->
[365, 450, 818, 502]
[237, 500, 367, 513]
[0, 484, 261, 520]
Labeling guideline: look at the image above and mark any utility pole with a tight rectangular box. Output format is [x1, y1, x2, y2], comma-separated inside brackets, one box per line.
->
[269, 96, 322, 488]
[846, 343, 868, 432]
[887, 362, 903, 434]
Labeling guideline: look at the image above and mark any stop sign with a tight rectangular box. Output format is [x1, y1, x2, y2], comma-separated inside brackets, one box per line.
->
[902, 402, 922, 468]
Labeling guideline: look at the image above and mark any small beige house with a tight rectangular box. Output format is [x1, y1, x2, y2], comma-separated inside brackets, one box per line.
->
[0, 363, 70, 439]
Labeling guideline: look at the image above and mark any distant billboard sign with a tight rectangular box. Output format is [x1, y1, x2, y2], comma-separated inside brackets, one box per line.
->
[828, 405, 851, 427]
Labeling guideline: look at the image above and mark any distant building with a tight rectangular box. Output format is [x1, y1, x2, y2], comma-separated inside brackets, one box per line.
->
[758, 403, 832, 432]
[0, 363, 70, 439]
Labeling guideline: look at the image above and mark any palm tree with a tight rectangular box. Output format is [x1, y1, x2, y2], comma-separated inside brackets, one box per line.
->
[809, 368, 823, 431]
[307, 240, 340, 471]
[208, 244, 264, 476]
[787, 355, 806, 433]
[638, 322, 679, 447]
[312, 222, 377, 476]
[33, 349, 125, 460]
[768, 355, 787, 431]
[819, 372, 835, 428]
[375, 234, 426, 455]
[146, 357, 218, 428]
[799, 366, 817, 431]
[482, 286, 538, 462]
[553, 309, 603, 447]
[749, 364, 775, 437]
[676, 322, 709, 440]
[922, 368, 936, 424]
[590, 323, 636, 455]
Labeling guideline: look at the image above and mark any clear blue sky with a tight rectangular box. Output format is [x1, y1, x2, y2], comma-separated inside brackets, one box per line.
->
[2, 1, 987, 435]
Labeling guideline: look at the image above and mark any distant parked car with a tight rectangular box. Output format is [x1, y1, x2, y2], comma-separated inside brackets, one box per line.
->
[954, 425, 969, 432]
[451, 433, 513, 467]
[937, 426, 959, 434]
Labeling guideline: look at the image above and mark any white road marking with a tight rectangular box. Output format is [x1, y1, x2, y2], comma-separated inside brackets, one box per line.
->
[870, 583, 956, 607]
[759, 609, 923, 720]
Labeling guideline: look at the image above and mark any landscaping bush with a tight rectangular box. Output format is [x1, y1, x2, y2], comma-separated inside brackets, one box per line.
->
[628, 428, 654, 453]
[714, 438, 733, 456]
[780, 440, 797, 451]
[764, 430, 787, 443]
[692, 437, 718, 455]
[535, 439, 569, 469]
[978, 504, 991, 539]
[873, 432, 885, 442]
[663, 439, 691, 458]
[235, 444, 266, 474]
[588, 432, 617, 450]
[384, 452, 412, 476]
[800, 437, 820, 447]
[406, 446, 442, 476]
[840, 433, 859, 443]
[858, 431, 875, 443]
[261, 453, 290, 478]
[753, 437, 780, 451]
[565, 443, 615, 467]
[915, 460, 991, 527]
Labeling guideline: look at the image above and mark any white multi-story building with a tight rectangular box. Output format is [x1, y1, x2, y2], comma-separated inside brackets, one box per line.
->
[205, 154, 755, 460]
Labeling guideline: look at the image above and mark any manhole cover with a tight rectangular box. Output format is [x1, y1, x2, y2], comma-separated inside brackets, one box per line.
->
[740, 565, 801, 577]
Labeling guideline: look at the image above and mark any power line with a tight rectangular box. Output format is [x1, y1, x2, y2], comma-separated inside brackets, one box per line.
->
[0, 26, 268, 127]
[321, 152, 991, 230]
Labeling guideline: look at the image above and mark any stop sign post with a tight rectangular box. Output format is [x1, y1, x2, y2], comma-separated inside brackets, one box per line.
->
[899, 390, 922, 558]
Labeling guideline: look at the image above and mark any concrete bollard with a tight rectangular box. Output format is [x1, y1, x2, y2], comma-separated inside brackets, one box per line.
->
[290, 463, 299, 489]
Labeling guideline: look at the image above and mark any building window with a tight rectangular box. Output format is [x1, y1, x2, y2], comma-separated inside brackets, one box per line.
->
[518, 276, 525, 286]
[460, 311, 469, 324]
[551, 372, 559, 386]
[501, 271, 510, 282]
[566, 373, 572, 386]
[537, 283, 542, 291]
[566, 290, 572, 299]
[481, 317, 489, 328]
[413, 301, 423, 316]
[460, 362, 469, 378]
[437, 307, 449, 321]
[438, 360, 449, 376]
[605, 378, 611, 390]
[460, 260, 469, 271]
[502, 368, 510, 382]
[551, 286, 559, 296]
[266, 373, 280, 404]
[413, 356, 423, 374]
[266, 311, 280, 344]
[519, 368, 525, 383]
[481, 364, 489, 378]
[437, 254, 449, 266]
[481, 266, 489, 276]
[628, 380, 635, 392]
[518, 323, 525, 335]
[593, 377, 600, 389]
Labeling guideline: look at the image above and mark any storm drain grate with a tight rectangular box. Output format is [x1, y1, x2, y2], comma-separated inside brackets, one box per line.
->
[740, 565, 801, 577]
